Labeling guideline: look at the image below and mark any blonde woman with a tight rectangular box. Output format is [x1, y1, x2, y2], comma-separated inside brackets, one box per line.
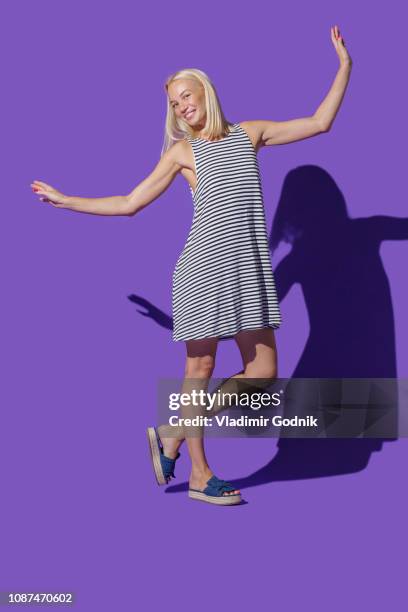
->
[31, 26, 352, 505]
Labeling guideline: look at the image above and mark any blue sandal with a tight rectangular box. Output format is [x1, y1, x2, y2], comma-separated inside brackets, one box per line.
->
[189, 475, 242, 505]
[147, 427, 180, 485]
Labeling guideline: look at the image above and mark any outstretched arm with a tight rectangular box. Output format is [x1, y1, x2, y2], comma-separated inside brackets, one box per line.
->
[31, 144, 183, 217]
[242, 25, 353, 148]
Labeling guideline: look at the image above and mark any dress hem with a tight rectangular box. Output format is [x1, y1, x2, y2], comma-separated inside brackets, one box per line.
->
[172, 322, 281, 343]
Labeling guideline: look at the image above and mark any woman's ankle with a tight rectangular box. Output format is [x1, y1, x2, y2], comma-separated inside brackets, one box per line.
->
[161, 437, 183, 459]
[190, 464, 212, 479]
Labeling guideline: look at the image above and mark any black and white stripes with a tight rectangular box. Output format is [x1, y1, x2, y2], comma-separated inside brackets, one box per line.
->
[172, 122, 281, 342]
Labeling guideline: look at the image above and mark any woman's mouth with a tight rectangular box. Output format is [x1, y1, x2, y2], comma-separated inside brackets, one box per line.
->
[185, 109, 196, 120]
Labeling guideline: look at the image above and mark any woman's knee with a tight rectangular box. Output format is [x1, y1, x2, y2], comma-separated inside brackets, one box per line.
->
[184, 337, 218, 378]
[184, 355, 216, 378]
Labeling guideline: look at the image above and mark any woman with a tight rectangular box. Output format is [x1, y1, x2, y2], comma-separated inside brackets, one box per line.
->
[31, 25, 352, 505]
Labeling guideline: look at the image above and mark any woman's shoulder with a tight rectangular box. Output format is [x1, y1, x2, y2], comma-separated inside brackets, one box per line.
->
[236, 120, 257, 134]
[165, 138, 192, 170]
[164, 138, 190, 155]
[235, 121, 261, 151]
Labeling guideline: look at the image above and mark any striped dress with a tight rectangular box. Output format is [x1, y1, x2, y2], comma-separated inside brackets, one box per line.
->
[172, 122, 281, 342]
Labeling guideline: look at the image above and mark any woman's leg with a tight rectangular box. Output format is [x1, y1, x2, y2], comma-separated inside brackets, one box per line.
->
[157, 336, 218, 459]
[158, 327, 277, 494]
[160, 335, 240, 496]
[234, 327, 278, 379]
[199, 327, 279, 417]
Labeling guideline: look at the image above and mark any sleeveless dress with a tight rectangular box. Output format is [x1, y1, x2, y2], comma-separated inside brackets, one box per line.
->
[172, 122, 282, 342]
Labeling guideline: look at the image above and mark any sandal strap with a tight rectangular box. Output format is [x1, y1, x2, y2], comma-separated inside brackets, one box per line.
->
[203, 475, 237, 496]
[160, 452, 181, 479]
[210, 475, 234, 489]
[154, 428, 181, 479]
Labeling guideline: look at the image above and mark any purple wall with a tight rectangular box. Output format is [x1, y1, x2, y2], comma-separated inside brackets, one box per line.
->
[2, 1, 406, 610]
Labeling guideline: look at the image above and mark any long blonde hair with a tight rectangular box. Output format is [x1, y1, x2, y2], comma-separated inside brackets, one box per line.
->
[161, 68, 234, 156]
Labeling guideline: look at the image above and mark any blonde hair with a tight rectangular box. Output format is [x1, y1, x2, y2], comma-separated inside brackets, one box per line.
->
[161, 68, 234, 156]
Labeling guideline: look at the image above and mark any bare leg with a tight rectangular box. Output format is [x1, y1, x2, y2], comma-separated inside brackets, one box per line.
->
[159, 328, 277, 495]
[160, 335, 240, 496]
[209, 327, 279, 414]
[171, 327, 278, 422]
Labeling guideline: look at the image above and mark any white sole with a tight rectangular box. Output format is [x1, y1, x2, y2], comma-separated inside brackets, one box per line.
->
[188, 490, 242, 505]
[146, 427, 167, 485]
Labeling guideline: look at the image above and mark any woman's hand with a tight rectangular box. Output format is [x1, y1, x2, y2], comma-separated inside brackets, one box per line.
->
[31, 180, 68, 208]
[331, 24, 352, 68]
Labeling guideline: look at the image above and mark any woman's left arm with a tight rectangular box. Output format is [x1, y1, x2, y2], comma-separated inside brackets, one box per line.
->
[247, 25, 353, 148]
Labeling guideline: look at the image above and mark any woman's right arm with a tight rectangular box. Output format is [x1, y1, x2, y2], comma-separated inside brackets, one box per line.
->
[31, 144, 184, 217]
[125, 143, 183, 217]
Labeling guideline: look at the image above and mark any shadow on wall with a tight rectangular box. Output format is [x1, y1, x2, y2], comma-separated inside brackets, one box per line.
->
[128, 165, 408, 487]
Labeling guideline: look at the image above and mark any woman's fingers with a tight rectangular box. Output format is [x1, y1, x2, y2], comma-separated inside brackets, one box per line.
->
[36, 190, 51, 201]
[31, 183, 45, 192]
[34, 189, 62, 205]
[31, 182, 63, 198]
[30, 181, 66, 208]
[331, 24, 343, 43]
[331, 25, 341, 44]
[31, 180, 56, 193]
[37, 191, 65, 208]
[330, 24, 350, 64]
[331, 27, 338, 48]
[32, 180, 51, 189]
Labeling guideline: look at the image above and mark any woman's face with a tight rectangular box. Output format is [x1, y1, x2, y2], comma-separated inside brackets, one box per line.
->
[168, 78, 206, 129]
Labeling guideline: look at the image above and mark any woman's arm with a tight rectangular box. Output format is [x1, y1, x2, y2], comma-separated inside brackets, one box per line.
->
[125, 144, 183, 216]
[31, 144, 183, 217]
[242, 25, 352, 148]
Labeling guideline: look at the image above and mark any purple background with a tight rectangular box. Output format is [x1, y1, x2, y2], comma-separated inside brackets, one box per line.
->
[2, 1, 407, 610]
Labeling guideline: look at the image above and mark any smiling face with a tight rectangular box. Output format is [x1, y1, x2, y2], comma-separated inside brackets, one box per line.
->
[167, 78, 207, 133]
